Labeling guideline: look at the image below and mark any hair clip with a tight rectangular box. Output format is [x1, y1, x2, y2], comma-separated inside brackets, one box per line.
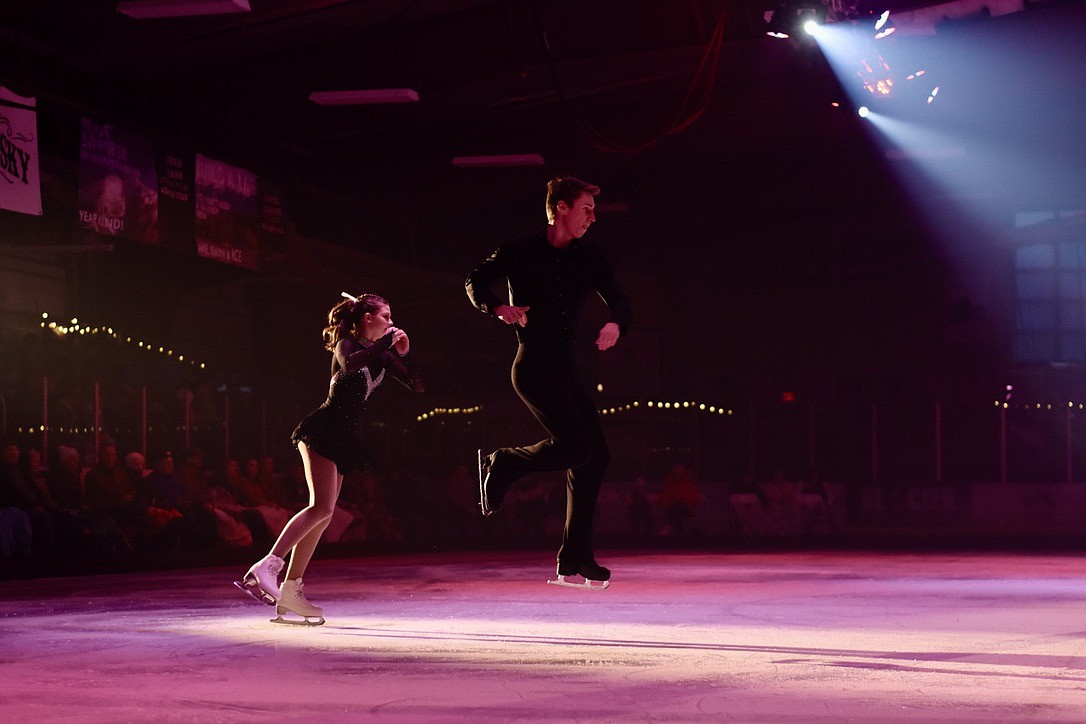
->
[341, 292, 359, 303]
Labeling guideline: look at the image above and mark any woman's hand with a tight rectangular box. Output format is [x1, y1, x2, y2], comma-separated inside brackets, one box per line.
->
[388, 326, 410, 355]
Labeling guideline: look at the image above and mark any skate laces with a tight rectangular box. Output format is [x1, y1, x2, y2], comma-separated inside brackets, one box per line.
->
[288, 579, 311, 602]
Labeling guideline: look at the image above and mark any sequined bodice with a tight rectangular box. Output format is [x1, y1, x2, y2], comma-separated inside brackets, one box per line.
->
[322, 364, 386, 429]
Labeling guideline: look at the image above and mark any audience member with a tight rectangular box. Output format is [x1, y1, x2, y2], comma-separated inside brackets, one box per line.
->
[49, 446, 86, 512]
[2, 440, 56, 555]
[48, 445, 94, 553]
[210, 458, 276, 547]
[145, 449, 216, 549]
[626, 476, 654, 540]
[179, 447, 210, 507]
[205, 485, 254, 548]
[123, 451, 151, 506]
[82, 440, 140, 552]
[0, 440, 36, 556]
[657, 463, 702, 538]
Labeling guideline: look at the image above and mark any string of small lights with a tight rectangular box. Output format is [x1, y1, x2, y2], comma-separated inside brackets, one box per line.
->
[600, 400, 734, 416]
[40, 312, 207, 370]
[416, 406, 482, 422]
[14, 424, 210, 435]
[994, 401, 1086, 411]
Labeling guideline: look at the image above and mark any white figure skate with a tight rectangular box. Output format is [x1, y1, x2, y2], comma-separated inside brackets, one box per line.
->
[234, 553, 285, 606]
[271, 579, 325, 626]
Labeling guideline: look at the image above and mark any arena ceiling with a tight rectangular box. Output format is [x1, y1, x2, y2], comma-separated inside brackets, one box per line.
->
[1, 0, 1085, 276]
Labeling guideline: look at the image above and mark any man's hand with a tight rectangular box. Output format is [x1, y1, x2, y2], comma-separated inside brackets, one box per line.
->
[495, 304, 530, 327]
[596, 322, 620, 350]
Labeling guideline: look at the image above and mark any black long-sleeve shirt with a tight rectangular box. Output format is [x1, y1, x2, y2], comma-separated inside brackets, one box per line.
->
[465, 228, 632, 348]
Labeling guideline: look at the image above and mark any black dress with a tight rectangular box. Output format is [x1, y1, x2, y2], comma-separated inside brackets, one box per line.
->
[291, 333, 423, 474]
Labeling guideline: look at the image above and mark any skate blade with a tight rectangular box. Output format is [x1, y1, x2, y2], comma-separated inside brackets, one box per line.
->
[477, 449, 493, 517]
[234, 578, 276, 606]
[270, 613, 325, 626]
[547, 575, 610, 590]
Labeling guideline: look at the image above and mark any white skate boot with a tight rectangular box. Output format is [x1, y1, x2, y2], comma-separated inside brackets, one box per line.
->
[234, 553, 285, 606]
[272, 578, 325, 626]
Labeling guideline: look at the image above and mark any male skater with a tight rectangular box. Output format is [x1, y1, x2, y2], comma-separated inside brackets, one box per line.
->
[465, 176, 632, 588]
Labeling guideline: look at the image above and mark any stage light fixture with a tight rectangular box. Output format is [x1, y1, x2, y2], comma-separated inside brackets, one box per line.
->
[309, 89, 419, 105]
[451, 154, 545, 167]
[116, 0, 250, 19]
[858, 106, 870, 118]
[764, 0, 827, 40]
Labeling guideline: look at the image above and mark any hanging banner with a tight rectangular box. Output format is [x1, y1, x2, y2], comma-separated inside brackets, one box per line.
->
[194, 153, 260, 270]
[259, 179, 287, 271]
[0, 87, 42, 216]
[77, 118, 159, 241]
[156, 149, 195, 254]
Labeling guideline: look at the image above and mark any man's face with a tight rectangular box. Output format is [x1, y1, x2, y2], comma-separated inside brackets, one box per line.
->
[555, 191, 596, 239]
[100, 446, 117, 468]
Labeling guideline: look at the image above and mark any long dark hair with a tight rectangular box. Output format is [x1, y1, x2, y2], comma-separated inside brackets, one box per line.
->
[322, 293, 388, 350]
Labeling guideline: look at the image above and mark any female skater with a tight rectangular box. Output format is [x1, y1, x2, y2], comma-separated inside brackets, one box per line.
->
[235, 292, 423, 624]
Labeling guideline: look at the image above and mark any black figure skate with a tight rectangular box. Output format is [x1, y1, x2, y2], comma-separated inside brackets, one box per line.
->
[478, 449, 509, 516]
[547, 560, 611, 590]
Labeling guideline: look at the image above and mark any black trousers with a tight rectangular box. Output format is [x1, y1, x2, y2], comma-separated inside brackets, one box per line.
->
[492, 344, 609, 566]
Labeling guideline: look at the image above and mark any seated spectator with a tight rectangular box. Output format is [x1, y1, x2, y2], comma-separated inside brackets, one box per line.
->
[210, 458, 282, 547]
[21, 448, 57, 511]
[49, 445, 95, 553]
[50, 446, 86, 512]
[760, 469, 803, 535]
[337, 470, 401, 543]
[205, 485, 254, 548]
[83, 440, 140, 552]
[257, 455, 290, 506]
[658, 463, 702, 538]
[797, 468, 835, 535]
[179, 448, 210, 506]
[2, 440, 56, 555]
[626, 476, 654, 540]
[763, 469, 800, 511]
[145, 449, 215, 549]
[0, 440, 36, 556]
[124, 451, 151, 506]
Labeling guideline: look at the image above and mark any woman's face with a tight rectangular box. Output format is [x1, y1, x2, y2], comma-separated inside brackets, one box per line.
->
[360, 304, 392, 342]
